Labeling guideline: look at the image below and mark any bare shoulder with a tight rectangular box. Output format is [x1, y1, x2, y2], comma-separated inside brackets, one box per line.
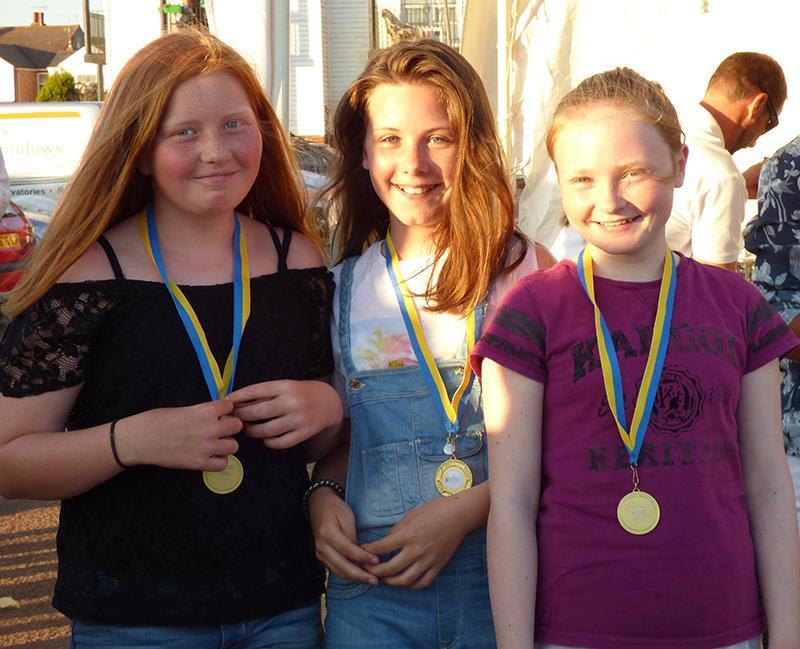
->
[508, 236, 557, 272]
[534, 241, 557, 270]
[57, 217, 140, 283]
[286, 231, 325, 270]
[57, 240, 116, 283]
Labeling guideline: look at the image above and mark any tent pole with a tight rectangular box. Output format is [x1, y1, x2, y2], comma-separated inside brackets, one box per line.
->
[497, 0, 511, 163]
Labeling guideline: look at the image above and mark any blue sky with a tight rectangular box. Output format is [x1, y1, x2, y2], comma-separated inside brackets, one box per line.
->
[0, 0, 86, 27]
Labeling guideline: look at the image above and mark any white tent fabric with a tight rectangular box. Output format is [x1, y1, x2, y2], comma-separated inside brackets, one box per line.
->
[205, 0, 290, 129]
[463, 0, 800, 247]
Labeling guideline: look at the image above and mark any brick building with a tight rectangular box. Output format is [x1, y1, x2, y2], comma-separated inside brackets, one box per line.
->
[0, 13, 84, 102]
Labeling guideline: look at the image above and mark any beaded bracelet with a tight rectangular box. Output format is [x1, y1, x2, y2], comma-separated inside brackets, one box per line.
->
[109, 419, 129, 469]
[302, 478, 345, 519]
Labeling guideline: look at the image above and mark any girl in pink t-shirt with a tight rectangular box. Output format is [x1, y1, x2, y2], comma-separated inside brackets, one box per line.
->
[473, 68, 800, 649]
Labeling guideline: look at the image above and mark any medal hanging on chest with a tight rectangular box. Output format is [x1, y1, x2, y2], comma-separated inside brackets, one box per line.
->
[139, 203, 250, 494]
[577, 246, 676, 535]
[435, 433, 474, 496]
[385, 233, 477, 497]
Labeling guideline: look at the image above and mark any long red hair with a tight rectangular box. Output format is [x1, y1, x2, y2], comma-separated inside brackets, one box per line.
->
[4, 29, 310, 317]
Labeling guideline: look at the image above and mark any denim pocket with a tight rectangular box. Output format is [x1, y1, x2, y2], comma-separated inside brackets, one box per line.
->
[416, 432, 487, 503]
[361, 441, 421, 516]
[324, 573, 372, 600]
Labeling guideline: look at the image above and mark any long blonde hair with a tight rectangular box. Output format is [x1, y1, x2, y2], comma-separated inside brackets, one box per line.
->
[325, 39, 523, 315]
[4, 29, 309, 317]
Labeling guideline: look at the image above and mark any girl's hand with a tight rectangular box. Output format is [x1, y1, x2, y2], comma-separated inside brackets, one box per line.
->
[228, 380, 343, 450]
[116, 400, 241, 471]
[308, 487, 380, 585]
[361, 495, 470, 589]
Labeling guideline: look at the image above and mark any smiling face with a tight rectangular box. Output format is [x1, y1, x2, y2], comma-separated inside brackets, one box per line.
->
[553, 103, 687, 270]
[362, 82, 458, 245]
[141, 70, 263, 220]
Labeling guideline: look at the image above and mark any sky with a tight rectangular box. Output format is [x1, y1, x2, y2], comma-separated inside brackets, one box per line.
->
[0, 0, 87, 27]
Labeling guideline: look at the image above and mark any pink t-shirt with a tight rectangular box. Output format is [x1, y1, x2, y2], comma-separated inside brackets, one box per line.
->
[472, 256, 797, 649]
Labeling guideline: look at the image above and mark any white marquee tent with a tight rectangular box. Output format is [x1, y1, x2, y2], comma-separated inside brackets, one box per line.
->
[462, 0, 800, 248]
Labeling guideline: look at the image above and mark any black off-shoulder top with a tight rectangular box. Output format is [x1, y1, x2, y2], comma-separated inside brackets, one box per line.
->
[0, 227, 334, 625]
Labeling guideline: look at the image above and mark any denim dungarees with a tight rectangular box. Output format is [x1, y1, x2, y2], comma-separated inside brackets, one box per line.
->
[324, 257, 496, 649]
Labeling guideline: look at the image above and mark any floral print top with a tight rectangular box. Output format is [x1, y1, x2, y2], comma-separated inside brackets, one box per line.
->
[744, 135, 800, 455]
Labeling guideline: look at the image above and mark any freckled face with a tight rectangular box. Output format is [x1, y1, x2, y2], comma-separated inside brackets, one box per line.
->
[141, 70, 263, 219]
[552, 104, 687, 265]
[362, 83, 458, 234]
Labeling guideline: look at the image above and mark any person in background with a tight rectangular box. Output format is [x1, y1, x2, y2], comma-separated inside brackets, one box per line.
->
[745, 136, 800, 528]
[667, 52, 785, 270]
[0, 30, 341, 648]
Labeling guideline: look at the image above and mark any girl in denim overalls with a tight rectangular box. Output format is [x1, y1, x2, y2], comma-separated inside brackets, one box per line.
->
[305, 40, 555, 648]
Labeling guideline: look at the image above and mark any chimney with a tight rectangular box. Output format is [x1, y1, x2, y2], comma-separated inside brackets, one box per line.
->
[32, 12, 45, 26]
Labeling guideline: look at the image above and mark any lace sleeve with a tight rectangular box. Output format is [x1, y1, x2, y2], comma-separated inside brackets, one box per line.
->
[301, 269, 335, 379]
[0, 284, 117, 397]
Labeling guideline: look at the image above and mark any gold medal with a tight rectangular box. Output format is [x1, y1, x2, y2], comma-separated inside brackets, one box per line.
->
[617, 490, 660, 535]
[385, 232, 480, 499]
[203, 455, 244, 494]
[579, 248, 675, 534]
[435, 459, 473, 496]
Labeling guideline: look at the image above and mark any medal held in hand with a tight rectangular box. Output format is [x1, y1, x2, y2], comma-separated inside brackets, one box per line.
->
[202, 454, 245, 494]
[385, 233, 478, 497]
[140, 204, 250, 494]
[577, 246, 676, 534]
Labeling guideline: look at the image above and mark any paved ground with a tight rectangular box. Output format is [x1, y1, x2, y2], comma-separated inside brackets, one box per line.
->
[0, 498, 68, 648]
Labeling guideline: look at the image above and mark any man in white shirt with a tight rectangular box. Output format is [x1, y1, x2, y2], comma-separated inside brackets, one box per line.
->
[667, 52, 785, 270]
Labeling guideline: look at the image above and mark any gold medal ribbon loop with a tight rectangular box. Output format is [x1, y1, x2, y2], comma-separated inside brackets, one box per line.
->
[138, 205, 251, 400]
[576, 246, 676, 465]
[384, 232, 476, 435]
[138, 204, 250, 495]
[630, 463, 641, 492]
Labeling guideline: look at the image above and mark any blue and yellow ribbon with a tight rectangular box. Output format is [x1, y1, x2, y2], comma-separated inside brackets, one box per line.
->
[577, 246, 676, 464]
[138, 203, 251, 400]
[384, 232, 476, 434]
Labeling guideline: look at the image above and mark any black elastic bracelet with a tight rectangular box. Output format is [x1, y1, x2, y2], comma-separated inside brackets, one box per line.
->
[109, 419, 129, 469]
[302, 478, 344, 519]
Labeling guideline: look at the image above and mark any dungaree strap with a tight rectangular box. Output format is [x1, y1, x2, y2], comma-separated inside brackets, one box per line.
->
[97, 235, 125, 280]
[267, 227, 293, 272]
[337, 256, 359, 376]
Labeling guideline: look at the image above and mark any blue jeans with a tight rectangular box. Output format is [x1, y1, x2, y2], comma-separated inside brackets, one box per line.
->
[69, 603, 322, 649]
[324, 544, 495, 649]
